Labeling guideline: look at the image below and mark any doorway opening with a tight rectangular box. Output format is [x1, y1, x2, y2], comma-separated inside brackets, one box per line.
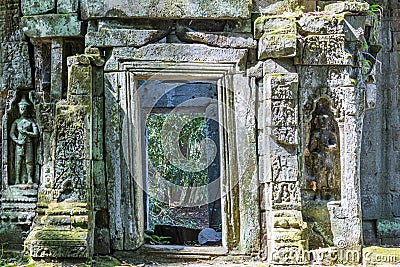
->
[140, 80, 222, 246]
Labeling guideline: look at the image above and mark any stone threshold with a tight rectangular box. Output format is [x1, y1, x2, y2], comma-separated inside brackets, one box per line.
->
[114, 245, 242, 264]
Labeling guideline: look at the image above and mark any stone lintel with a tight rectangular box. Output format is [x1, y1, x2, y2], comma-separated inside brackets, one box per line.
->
[21, 13, 83, 38]
[80, 0, 252, 20]
[85, 28, 171, 48]
[105, 44, 248, 71]
[176, 30, 257, 49]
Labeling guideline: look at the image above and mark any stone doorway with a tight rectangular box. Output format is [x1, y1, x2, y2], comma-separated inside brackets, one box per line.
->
[104, 49, 259, 253]
[140, 80, 222, 246]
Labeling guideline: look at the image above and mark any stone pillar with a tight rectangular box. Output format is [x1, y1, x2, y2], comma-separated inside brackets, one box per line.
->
[296, 1, 371, 263]
[255, 13, 308, 265]
[50, 39, 64, 101]
[25, 48, 105, 259]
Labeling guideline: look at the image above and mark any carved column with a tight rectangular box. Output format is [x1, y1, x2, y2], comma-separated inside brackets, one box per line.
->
[297, 1, 372, 262]
[25, 48, 105, 259]
[255, 13, 308, 265]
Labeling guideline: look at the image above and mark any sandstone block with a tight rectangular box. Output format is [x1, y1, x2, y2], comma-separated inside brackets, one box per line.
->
[300, 34, 353, 65]
[298, 14, 344, 35]
[21, 14, 83, 38]
[325, 1, 369, 13]
[254, 15, 296, 39]
[21, 0, 54, 15]
[258, 33, 297, 59]
[57, 0, 79, 13]
[80, 0, 252, 19]
[377, 219, 400, 238]
[176, 30, 256, 49]
[86, 29, 170, 48]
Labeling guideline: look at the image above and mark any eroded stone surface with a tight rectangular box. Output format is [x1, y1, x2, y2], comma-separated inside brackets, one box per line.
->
[176, 29, 256, 49]
[21, 14, 83, 38]
[86, 29, 171, 48]
[324, 1, 369, 13]
[300, 34, 353, 65]
[255, 15, 297, 59]
[80, 0, 252, 19]
[21, 0, 54, 15]
[0, 0, 392, 264]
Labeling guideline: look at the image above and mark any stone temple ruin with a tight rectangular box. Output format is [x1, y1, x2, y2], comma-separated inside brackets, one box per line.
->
[0, 0, 400, 265]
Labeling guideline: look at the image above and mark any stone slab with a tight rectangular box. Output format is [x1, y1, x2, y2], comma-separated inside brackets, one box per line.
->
[21, 0, 54, 15]
[21, 13, 83, 38]
[263, 59, 296, 74]
[80, 0, 252, 19]
[324, 1, 369, 13]
[86, 29, 170, 48]
[105, 44, 248, 71]
[57, 0, 79, 13]
[298, 13, 344, 35]
[254, 15, 296, 39]
[25, 229, 90, 258]
[258, 33, 297, 60]
[377, 219, 400, 238]
[176, 30, 256, 49]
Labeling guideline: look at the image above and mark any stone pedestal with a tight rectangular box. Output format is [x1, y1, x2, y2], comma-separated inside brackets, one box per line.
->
[0, 185, 38, 250]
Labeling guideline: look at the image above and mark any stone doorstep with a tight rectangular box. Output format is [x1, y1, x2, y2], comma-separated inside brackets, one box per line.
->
[114, 247, 256, 266]
[25, 229, 90, 258]
[141, 244, 228, 255]
[114, 245, 230, 263]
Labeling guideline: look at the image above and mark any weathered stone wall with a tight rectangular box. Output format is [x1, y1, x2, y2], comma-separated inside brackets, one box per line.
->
[360, 0, 400, 246]
[0, 0, 399, 265]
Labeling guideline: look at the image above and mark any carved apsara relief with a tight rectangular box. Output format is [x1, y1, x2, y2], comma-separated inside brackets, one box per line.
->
[10, 97, 39, 184]
[4, 92, 40, 186]
[304, 98, 341, 201]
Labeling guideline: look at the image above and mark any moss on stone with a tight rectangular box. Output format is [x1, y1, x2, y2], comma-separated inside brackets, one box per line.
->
[92, 256, 122, 267]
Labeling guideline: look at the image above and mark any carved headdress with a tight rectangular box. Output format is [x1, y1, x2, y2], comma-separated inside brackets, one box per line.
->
[18, 97, 31, 107]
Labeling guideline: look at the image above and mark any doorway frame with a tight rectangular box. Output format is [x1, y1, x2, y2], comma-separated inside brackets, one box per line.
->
[104, 44, 259, 253]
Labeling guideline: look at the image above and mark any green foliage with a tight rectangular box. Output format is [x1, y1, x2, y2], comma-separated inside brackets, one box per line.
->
[361, 59, 372, 74]
[146, 113, 209, 230]
[368, 4, 381, 44]
[0, 255, 31, 267]
[369, 4, 381, 13]
[146, 113, 207, 187]
[144, 232, 171, 245]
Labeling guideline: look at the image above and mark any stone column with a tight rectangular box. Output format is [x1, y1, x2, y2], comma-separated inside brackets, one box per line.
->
[255, 13, 308, 265]
[25, 48, 105, 259]
[296, 1, 371, 261]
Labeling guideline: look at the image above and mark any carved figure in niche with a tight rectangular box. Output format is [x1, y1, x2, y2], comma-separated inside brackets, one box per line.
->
[305, 98, 341, 201]
[10, 97, 39, 184]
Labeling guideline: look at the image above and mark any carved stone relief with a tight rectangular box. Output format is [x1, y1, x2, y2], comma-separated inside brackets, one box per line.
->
[53, 106, 88, 202]
[10, 97, 39, 185]
[3, 92, 39, 187]
[304, 98, 341, 201]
